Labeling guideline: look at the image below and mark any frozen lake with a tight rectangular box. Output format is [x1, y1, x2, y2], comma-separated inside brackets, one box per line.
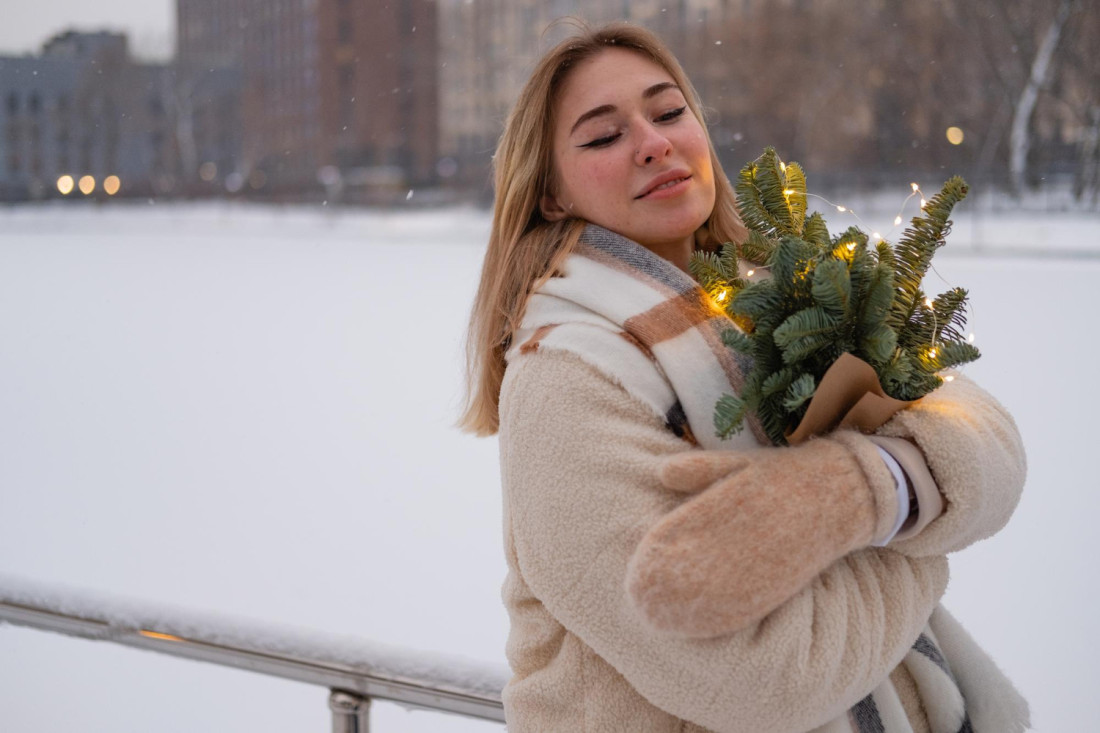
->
[1, 201, 1097, 731]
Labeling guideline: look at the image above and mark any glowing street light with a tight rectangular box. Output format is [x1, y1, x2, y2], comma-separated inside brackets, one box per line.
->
[104, 175, 121, 195]
[56, 175, 75, 195]
[78, 175, 96, 195]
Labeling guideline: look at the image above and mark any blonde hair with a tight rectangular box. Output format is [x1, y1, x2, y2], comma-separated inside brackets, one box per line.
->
[458, 21, 747, 436]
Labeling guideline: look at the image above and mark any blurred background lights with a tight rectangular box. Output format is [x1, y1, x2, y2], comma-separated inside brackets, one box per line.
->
[224, 172, 244, 193]
[77, 175, 96, 195]
[198, 162, 218, 182]
[104, 176, 121, 196]
[56, 175, 74, 195]
[946, 126, 965, 145]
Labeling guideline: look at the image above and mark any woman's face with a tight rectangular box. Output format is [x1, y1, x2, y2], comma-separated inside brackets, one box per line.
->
[544, 48, 716, 262]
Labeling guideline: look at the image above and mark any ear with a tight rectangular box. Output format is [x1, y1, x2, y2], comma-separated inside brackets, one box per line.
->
[540, 192, 569, 222]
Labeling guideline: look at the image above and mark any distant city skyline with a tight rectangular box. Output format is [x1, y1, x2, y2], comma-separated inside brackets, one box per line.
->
[2, 1, 174, 60]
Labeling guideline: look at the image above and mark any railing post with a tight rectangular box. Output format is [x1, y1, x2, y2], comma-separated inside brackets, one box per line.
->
[329, 689, 371, 733]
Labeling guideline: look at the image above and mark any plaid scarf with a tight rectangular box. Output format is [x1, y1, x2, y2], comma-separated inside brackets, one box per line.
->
[513, 224, 767, 449]
[509, 224, 978, 733]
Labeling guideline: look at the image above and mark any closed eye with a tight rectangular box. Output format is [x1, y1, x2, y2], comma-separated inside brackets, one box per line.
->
[657, 106, 687, 123]
[578, 132, 622, 149]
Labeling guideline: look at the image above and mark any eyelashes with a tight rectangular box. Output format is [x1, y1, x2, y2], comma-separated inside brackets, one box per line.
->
[577, 106, 688, 149]
[579, 133, 621, 149]
[656, 106, 687, 123]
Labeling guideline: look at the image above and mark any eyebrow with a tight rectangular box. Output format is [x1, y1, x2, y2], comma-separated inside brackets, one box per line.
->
[569, 82, 682, 135]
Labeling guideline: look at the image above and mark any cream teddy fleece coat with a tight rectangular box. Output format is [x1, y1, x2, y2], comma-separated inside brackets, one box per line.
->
[498, 349, 1028, 733]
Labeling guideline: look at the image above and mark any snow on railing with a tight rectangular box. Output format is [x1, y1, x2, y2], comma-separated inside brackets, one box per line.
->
[0, 573, 508, 730]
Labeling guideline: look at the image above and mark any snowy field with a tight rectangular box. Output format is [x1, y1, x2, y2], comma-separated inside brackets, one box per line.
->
[0, 200, 1097, 732]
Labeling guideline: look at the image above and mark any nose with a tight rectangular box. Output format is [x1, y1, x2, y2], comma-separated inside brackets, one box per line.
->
[634, 123, 672, 166]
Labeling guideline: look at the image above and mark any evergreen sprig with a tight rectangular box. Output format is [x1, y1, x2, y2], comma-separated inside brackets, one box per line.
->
[692, 147, 980, 445]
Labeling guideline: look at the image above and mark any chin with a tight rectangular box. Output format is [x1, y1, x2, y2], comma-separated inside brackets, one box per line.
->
[645, 211, 709, 242]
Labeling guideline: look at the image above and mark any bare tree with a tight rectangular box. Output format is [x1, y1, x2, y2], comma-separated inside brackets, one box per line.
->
[1008, 0, 1077, 194]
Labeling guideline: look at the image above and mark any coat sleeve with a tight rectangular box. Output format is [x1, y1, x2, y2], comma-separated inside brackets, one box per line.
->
[499, 349, 949, 733]
[872, 373, 1026, 557]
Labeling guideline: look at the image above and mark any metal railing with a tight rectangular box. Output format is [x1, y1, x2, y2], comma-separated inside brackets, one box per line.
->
[0, 574, 508, 731]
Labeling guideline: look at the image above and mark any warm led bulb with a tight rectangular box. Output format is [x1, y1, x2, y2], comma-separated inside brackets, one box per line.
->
[836, 205, 847, 212]
[944, 375, 955, 382]
[967, 333, 975, 343]
[920, 198, 928, 209]
[893, 216, 903, 226]
[924, 298, 934, 309]
[911, 182, 919, 192]
[783, 188, 795, 196]
[929, 348, 938, 359]
[872, 232, 882, 240]
[746, 269, 755, 277]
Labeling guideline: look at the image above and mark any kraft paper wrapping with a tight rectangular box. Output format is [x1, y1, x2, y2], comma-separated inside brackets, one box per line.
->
[785, 353, 914, 446]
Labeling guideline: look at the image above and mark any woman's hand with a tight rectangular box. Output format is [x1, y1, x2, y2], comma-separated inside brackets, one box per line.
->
[626, 432, 900, 638]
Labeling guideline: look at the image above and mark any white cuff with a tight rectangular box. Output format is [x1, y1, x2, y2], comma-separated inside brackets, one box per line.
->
[871, 445, 910, 546]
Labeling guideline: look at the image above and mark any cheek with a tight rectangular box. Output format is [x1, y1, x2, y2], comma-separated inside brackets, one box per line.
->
[685, 126, 710, 161]
[587, 161, 622, 191]
[565, 157, 622, 204]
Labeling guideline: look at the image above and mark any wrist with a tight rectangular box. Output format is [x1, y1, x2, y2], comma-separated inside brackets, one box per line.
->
[871, 446, 909, 546]
[866, 435, 945, 542]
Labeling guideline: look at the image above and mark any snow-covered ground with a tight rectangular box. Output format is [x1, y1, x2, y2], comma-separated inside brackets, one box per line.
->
[0, 200, 1097, 732]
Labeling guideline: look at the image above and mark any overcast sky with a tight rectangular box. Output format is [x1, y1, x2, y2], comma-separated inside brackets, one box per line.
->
[2, 1, 175, 61]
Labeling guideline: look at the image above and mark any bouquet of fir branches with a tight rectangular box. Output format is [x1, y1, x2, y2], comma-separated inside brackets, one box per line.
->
[691, 147, 980, 446]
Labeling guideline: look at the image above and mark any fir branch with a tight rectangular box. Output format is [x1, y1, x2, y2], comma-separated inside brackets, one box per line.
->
[783, 373, 817, 412]
[718, 240, 742, 280]
[811, 259, 852, 319]
[721, 327, 753, 353]
[784, 162, 808, 236]
[689, 250, 732, 293]
[729, 280, 783, 321]
[803, 212, 831, 249]
[714, 393, 749, 439]
[769, 236, 817, 301]
[735, 147, 796, 236]
[689, 149, 978, 444]
[741, 230, 779, 264]
[880, 349, 915, 391]
[773, 306, 841, 364]
[924, 340, 981, 372]
[761, 368, 795, 398]
[888, 177, 969, 332]
[860, 324, 899, 366]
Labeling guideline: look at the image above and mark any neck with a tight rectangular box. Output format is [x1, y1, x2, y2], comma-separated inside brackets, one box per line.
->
[640, 236, 693, 274]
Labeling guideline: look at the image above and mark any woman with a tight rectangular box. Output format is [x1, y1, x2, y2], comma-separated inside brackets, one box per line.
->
[461, 22, 1029, 733]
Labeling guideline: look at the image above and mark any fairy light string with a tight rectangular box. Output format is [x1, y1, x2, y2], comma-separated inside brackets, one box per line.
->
[718, 162, 978, 384]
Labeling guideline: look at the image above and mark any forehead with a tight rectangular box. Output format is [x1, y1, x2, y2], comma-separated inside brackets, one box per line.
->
[556, 47, 676, 118]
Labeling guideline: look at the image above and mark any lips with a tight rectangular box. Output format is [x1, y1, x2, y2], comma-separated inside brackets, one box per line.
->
[636, 170, 692, 199]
